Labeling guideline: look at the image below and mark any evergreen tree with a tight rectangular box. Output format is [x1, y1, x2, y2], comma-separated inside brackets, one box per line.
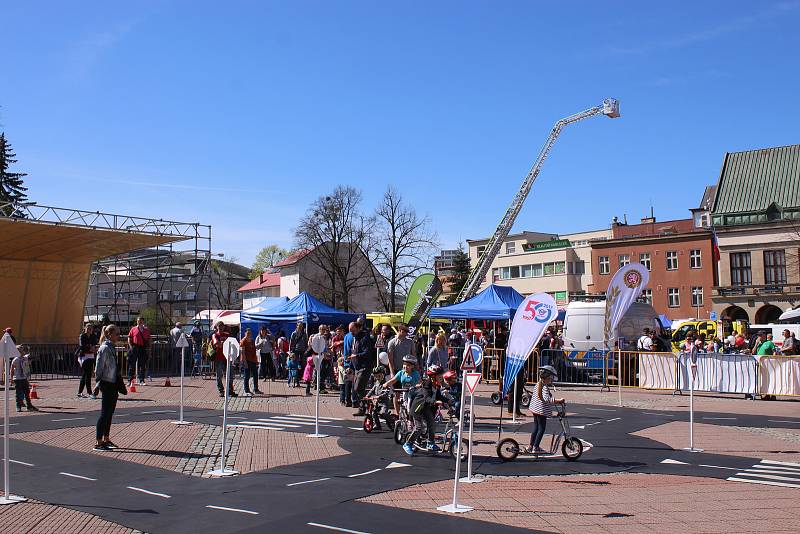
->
[445, 245, 471, 304]
[0, 133, 29, 217]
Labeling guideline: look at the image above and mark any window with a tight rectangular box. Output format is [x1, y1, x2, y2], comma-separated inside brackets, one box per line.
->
[599, 256, 610, 274]
[764, 250, 787, 284]
[640, 288, 653, 304]
[689, 249, 702, 269]
[521, 264, 533, 278]
[700, 214, 710, 227]
[554, 262, 566, 274]
[666, 251, 678, 270]
[505, 242, 516, 254]
[543, 263, 554, 276]
[500, 266, 520, 279]
[130, 292, 143, 301]
[492, 268, 500, 281]
[668, 288, 680, 307]
[186, 291, 196, 300]
[477, 246, 486, 257]
[532, 263, 543, 277]
[98, 288, 110, 299]
[159, 291, 170, 301]
[618, 254, 630, 268]
[691, 286, 703, 307]
[639, 252, 651, 271]
[730, 252, 751, 286]
[568, 261, 585, 275]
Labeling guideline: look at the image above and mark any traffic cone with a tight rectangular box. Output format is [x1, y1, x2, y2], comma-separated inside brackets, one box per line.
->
[129, 382, 137, 393]
[164, 377, 172, 387]
[30, 383, 39, 399]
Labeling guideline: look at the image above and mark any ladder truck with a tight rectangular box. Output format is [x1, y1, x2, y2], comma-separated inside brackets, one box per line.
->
[455, 98, 621, 303]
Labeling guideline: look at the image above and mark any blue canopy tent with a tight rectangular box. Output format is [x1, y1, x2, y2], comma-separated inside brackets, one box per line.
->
[658, 314, 673, 329]
[244, 296, 288, 314]
[429, 284, 525, 321]
[240, 292, 361, 338]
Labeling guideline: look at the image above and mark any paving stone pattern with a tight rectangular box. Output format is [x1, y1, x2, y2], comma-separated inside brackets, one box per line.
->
[0, 499, 144, 534]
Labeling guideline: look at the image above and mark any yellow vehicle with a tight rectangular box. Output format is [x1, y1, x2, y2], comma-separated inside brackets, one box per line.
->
[670, 319, 749, 351]
[365, 312, 448, 336]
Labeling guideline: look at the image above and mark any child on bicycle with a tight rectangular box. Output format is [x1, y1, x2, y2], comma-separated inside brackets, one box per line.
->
[525, 365, 564, 454]
[403, 365, 446, 456]
[382, 354, 421, 414]
[441, 370, 461, 414]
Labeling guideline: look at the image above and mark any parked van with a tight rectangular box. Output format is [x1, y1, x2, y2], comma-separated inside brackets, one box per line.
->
[562, 301, 667, 352]
[747, 324, 800, 347]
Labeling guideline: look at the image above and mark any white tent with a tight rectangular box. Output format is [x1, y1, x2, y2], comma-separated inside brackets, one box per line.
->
[778, 307, 800, 322]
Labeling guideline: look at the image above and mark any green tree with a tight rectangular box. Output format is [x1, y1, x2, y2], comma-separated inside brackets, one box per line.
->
[249, 245, 288, 278]
[445, 245, 471, 304]
[0, 133, 29, 217]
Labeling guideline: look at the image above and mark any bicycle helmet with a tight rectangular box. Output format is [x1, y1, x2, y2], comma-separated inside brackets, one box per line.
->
[426, 364, 443, 377]
[538, 365, 557, 380]
[402, 355, 417, 365]
[443, 370, 457, 383]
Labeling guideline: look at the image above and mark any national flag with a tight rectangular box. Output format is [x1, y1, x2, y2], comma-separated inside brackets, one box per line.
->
[711, 228, 721, 262]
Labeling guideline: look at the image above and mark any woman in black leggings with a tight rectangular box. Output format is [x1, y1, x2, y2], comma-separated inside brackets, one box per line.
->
[78, 324, 97, 398]
[94, 324, 123, 451]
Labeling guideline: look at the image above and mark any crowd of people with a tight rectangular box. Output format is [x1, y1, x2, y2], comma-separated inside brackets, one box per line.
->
[672, 328, 798, 356]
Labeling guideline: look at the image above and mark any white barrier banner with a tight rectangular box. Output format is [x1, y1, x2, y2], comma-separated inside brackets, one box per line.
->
[638, 352, 676, 390]
[678, 352, 757, 395]
[758, 355, 800, 396]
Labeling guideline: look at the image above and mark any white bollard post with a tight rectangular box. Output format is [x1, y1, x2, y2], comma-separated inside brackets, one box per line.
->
[1, 334, 25, 505]
[683, 353, 703, 453]
[208, 340, 239, 476]
[173, 339, 191, 426]
[437, 378, 472, 513]
[307, 357, 328, 438]
[460, 380, 483, 484]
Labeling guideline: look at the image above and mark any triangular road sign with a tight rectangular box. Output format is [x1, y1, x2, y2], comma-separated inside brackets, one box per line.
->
[176, 334, 190, 348]
[465, 372, 481, 395]
[460, 345, 476, 371]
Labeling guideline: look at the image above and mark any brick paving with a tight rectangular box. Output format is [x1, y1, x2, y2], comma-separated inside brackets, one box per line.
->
[0, 499, 143, 534]
[633, 421, 800, 462]
[358, 473, 800, 533]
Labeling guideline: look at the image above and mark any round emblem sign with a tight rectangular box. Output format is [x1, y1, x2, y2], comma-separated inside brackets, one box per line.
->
[623, 269, 642, 289]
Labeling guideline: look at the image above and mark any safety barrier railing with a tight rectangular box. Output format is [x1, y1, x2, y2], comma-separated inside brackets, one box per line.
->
[541, 349, 610, 387]
[674, 351, 757, 395]
[756, 354, 800, 397]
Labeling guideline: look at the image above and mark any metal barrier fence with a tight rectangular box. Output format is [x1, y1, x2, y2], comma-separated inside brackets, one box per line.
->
[24, 341, 190, 381]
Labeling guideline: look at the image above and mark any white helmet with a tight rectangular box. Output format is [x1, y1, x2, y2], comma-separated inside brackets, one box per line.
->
[378, 351, 389, 365]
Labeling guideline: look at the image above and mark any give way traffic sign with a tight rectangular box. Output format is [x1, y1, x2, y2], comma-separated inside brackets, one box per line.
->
[465, 372, 481, 395]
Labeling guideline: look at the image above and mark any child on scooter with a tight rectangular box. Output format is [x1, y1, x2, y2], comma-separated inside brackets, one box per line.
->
[525, 365, 564, 454]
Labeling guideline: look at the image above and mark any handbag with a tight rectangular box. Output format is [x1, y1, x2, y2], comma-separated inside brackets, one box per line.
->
[116, 374, 128, 395]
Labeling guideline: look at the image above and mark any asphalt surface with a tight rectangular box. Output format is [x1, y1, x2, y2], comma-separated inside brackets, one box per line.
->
[2, 399, 799, 533]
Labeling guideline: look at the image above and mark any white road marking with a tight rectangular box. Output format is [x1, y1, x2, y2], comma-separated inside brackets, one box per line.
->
[266, 418, 321, 426]
[141, 410, 176, 415]
[347, 468, 381, 478]
[727, 477, 800, 489]
[572, 425, 586, 430]
[348, 427, 363, 431]
[698, 464, 740, 471]
[606, 417, 622, 422]
[742, 468, 800, 476]
[661, 459, 688, 465]
[206, 505, 259, 515]
[307, 522, 372, 534]
[751, 464, 800, 473]
[768, 420, 800, 424]
[229, 424, 283, 431]
[643, 412, 675, 417]
[51, 417, 85, 422]
[385, 462, 411, 469]
[252, 420, 302, 428]
[127, 486, 171, 498]
[735, 472, 800, 483]
[286, 477, 330, 487]
[761, 459, 800, 468]
[6, 459, 34, 467]
[60, 472, 96, 481]
[290, 414, 344, 421]
[702, 417, 736, 420]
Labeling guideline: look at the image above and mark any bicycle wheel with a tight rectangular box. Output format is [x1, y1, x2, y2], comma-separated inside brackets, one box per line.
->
[490, 392, 501, 405]
[393, 422, 405, 444]
[521, 393, 531, 408]
[449, 436, 469, 460]
[496, 438, 519, 462]
[363, 416, 374, 433]
[562, 437, 583, 461]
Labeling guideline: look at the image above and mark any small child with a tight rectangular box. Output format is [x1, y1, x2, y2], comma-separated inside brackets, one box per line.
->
[358, 365, 387, 415]
[525, 365, 564, 454]
[303, 355, 315, 395]
[11, 345, 38, 412]
[286, 354, 300, 387]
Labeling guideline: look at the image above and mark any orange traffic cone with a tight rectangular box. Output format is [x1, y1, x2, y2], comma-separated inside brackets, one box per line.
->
[129, 382, 137, 393]
[30, 383, 39, 399]
[164, 377, 172, 387]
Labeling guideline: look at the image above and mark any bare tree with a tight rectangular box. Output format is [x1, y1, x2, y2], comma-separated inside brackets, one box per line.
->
[372, 186, 439, 311]
[294, 186, 382, 311]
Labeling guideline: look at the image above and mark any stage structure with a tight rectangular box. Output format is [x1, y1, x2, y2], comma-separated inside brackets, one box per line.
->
[0, 202, 211, 344]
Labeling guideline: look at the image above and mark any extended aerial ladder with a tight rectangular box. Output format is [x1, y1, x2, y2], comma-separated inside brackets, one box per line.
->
[455, 98, 621, 303]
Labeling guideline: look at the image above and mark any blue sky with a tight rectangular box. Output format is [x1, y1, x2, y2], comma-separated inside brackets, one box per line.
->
[2, 1, 799, 267]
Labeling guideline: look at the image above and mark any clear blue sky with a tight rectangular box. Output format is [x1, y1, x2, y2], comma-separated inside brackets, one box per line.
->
[2, 1, 799, 267]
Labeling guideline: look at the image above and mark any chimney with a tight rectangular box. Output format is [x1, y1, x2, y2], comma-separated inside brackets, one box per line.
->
[260, 272, 265, 284]
[641, 207, 655, 224]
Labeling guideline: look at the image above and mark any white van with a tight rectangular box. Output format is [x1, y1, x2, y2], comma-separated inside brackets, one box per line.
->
[562, 301, 667, 352]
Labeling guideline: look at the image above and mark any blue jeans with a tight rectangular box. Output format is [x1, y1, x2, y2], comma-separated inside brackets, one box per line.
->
[529, 414, 547, 448]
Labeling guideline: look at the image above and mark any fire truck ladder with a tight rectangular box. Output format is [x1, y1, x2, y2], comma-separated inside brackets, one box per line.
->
[455, 98, 621, 303]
